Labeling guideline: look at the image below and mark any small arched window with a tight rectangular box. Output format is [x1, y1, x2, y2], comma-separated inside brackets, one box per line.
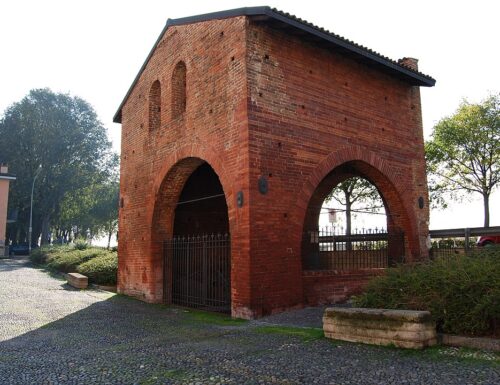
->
[149, 80, 161, 131]
[171, 61, 186, 119]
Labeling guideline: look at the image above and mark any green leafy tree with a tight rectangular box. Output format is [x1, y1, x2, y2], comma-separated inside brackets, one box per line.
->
[58, 180, 119, 248]
[0, 89, 116, 244]
[426, 94, 500, 227]
[326, 177, 384, 236]
[57, 156, 119, 245]
[92, 180, 119, 249]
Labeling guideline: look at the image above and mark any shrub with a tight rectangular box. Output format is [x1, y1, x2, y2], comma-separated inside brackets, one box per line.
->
[30, 246, 50, 265]
[77, 251, 118, 285]
[30, 245, 72, 265]
[353, 250, 500, 336]
[29, 244, 118, 286]
[46, 248, 106, 273]
[74, 239, 89, 250]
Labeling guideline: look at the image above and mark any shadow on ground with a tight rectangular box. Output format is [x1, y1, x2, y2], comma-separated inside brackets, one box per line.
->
[1, 293, 498, 385]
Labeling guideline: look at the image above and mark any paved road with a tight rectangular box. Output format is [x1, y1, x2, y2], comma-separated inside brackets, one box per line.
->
[0, 256, 498, 385]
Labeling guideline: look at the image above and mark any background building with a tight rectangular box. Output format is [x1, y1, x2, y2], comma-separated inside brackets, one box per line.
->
[0, 164, 16, 256]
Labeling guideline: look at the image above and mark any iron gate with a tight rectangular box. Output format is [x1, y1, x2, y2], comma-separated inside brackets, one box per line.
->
[164, 234, 231, 313]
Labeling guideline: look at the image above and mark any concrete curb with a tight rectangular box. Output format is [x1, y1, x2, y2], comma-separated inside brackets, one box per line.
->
[439, 333, 500, 352]
[91, 284, 117, 293]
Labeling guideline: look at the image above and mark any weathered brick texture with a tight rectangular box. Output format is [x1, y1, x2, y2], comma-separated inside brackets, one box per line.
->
[117, 13, 431, 318]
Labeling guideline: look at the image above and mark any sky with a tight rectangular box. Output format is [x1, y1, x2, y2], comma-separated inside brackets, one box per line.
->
[1, 0, 499, 229]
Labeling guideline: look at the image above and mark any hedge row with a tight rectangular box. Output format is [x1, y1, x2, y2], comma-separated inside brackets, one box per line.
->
[31, 245, 117, 285]
[353, 249, 500, 336]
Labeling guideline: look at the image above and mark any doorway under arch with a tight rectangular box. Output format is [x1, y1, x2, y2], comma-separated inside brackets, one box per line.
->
[173, 163, 229, 236]
[153, 159, 231, 313]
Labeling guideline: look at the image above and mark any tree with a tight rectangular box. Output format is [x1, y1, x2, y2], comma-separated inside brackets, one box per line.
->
[0, 89, 116, 244]
[56, 151, 119, 245]
[91, 180, 119, 249]
[326, 177, 384, 236]
[57, 173, 119, 246]
[426, 94, 500, 227]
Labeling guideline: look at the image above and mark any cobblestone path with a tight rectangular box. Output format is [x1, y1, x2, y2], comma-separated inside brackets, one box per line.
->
[0, 256, 498, 384]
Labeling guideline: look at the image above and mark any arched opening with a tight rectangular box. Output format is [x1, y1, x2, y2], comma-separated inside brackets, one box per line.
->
[148, 80, 161, 130]
[153, 159, 230, 313]
[173, 163, 228, 236]
[322, 176, 386, 234]
[171, 61, 186, 119]
[302, 160, 408, 272]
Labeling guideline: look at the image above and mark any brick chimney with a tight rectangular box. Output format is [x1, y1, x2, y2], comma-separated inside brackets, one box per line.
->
[398, 57, 419, 71]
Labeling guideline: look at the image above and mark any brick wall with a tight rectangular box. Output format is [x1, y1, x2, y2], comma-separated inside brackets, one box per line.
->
[303, 269, 386, 305]
[244, 21, 429, 316]
[118, 16, 251, 306]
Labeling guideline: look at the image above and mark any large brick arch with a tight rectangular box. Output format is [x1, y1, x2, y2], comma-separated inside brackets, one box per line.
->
[294, 146, 418, 260]
[147, 143, 235, 302]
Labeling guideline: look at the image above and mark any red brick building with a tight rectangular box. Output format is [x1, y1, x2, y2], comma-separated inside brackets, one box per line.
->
[114, 7, 435, 318]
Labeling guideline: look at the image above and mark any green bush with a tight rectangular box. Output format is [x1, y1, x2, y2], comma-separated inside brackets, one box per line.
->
[353, 250, 500, 336]
[31, 244, 118, 286]
[77, 251, 118, 285]
[74, 239, 89, 250]
[30, 245, 72, 265]
[30, 246, 50, 264]
[46, 248, 106, 273]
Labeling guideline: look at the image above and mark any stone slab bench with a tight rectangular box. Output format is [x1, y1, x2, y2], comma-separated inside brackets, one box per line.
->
[66, 273, 88, 289]
[323, 307, 437, 349]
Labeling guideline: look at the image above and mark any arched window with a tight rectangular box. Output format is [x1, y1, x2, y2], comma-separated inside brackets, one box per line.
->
[171, 61, 186, 119]
[149, 80, 161, 131]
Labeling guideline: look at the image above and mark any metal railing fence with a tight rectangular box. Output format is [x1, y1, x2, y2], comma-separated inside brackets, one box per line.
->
[302, 227, 405, 271]
[429, 226, 500, 259]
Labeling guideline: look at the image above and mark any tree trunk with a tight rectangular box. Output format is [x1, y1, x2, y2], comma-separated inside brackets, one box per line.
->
[107, 223, 113, 250]
[32, 218, 42, 246]
[15, 226, 21, 244]
[40, 214, 51, 245]
[345, 190, 352, 251]
[346, 199, 352, 236]
[483, 192, 490, 227]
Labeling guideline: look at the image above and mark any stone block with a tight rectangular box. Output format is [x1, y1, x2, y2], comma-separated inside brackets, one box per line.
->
[323, 307, 437, 349]
[66, 272, 88, 289]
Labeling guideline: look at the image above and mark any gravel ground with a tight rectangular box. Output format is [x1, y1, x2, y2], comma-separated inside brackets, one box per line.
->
[256, 304, 352, 329]
[0, 256, 498, 385]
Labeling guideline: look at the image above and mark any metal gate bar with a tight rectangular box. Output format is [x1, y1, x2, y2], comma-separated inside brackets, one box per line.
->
[164, 234, 230, 313]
